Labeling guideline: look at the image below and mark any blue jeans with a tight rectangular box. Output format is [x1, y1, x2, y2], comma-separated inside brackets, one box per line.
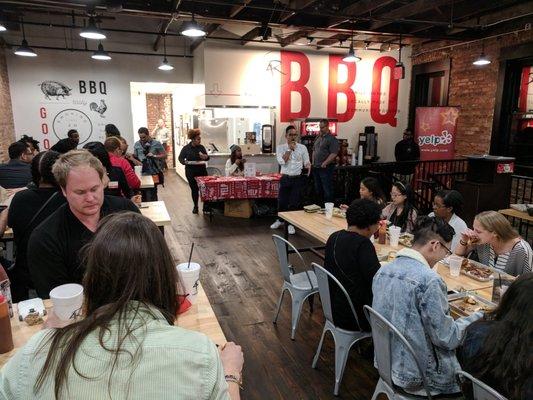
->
[313, 165, 334, 204]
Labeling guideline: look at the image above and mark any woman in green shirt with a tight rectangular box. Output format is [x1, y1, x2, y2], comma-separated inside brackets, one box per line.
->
[0, 212, 243, 400]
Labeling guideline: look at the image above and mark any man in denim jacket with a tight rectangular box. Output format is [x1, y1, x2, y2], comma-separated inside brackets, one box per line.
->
[372, 216, 483, 397]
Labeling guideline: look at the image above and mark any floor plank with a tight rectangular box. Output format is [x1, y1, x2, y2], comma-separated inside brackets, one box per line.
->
[159, 173, 379, 399]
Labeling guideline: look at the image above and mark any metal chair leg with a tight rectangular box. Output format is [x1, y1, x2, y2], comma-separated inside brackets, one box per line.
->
[312, 325, 327, 368]
[273, 287, 286, 324]
[290, 291, 306, 340]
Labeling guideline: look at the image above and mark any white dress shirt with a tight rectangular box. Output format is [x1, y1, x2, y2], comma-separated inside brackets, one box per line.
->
[429, 212, 468, 252]
[276, 143, 310, 176]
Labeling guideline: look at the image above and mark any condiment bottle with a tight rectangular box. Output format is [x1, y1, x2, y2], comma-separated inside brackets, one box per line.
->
[378, 221, 387, 245]
[0, 264, 13, 318]
[0, 294, 14, 354]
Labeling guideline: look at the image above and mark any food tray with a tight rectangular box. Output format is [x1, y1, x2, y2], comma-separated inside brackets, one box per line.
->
[461, 260, 494, 282]
[448, 292, 496, 317]
[440, 258, 494, 282]
[332, 208, 346, 218]
[398, 233, 413, 247]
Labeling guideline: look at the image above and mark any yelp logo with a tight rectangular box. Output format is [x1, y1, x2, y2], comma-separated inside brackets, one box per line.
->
[418, 130, 453, 147]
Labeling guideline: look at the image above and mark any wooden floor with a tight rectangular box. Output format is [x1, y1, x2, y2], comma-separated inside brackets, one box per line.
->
[159, 173, 379, 400]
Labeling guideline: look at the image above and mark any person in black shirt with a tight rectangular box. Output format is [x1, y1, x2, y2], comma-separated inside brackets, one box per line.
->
[27, 150, 140, 298]
[323, 198, 382, 331]
[394, 129, 420, 175]
[50, 129, 79, 153]
[0, 142, 34, 189]
[178, 129, 210, 214]
[7, 151, 66, 301]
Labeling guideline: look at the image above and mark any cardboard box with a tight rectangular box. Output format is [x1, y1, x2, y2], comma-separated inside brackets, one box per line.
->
[224, 199, 253, 218]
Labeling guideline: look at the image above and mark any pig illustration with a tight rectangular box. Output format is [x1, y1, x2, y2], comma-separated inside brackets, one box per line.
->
[39, 81, 72, 100]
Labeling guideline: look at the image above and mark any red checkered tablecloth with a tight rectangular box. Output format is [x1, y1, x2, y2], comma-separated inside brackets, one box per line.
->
[196, 174, 281, 201]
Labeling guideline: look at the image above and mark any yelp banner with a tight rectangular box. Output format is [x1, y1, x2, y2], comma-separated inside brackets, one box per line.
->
[415, 107, 460, 160]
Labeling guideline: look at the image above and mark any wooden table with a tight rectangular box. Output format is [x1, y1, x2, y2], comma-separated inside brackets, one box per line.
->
[140, 201, 171, 227]
[0, 283, 226, 368]
[140, 175, 155, 189]
[278, 210, 496, 299]
[499, 208, 533, 223]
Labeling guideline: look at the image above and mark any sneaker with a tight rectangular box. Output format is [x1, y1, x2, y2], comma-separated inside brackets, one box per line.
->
[288, 225, 296, 235]
[270, 219, 283, 229]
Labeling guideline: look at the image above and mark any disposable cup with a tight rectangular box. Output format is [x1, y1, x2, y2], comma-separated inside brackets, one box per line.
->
[49, 283, 84, 321]
[176, 262, 201, 304]
[389, 226, 401, 247]
[134, 165, 142, 177]
[448, 255, 463, 277]
[325, 203, 334, 219]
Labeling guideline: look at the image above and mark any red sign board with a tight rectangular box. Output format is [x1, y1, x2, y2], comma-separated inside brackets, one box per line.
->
[415, 107, 460, 160]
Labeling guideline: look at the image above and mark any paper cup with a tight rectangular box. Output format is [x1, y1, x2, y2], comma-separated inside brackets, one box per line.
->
[389, 226, 401, 247]
[325, 203, 334, 219]
[448, 255, 463, 277]
[134, 165, 142, 178]
[49, 283, 84, 321]
[176, 262, 201, 304]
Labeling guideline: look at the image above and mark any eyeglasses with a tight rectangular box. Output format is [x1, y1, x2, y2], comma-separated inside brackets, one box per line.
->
[432, 203, 447, 209]
[438, 241, 452, 257]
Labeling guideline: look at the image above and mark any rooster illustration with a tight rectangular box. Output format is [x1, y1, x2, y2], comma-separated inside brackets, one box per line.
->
[89, 100, 107, 117]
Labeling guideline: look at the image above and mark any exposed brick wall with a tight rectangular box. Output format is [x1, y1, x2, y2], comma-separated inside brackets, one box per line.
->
[0, 47, 15, 163]
[146, 93, 174, 168]
[411, 29, 533, 156]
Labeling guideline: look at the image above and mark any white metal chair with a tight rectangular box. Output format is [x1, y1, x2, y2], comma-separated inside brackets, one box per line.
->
[206, 166, 222, 176]
[363, 305, 433, 400]
[272, 234, 318, 340]
[456, 371, 508, 400]
[311, 263, 372, 396]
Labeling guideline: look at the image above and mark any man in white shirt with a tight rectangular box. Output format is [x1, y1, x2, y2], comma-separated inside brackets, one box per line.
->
[271, 125, 310, 235]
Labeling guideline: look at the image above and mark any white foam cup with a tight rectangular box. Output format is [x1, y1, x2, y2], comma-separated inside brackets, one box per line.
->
[325, 203, 334, 219]
[389, 226, 401, 247]
[49, 283, 84, 321]
[176, 262, 201, 304]
[449, 255, 463, 277]
[134, 165, 142, 177]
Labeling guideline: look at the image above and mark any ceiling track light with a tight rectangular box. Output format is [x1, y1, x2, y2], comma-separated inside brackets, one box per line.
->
[14, 18, 37, 57]
[342, 24, 361, 63]
[473, 42, 491, 66]
[91, 42, 111, 60]
[158, 35, 174, 71]
[181, 13, 206, 37]
[80, 16, 106, 40]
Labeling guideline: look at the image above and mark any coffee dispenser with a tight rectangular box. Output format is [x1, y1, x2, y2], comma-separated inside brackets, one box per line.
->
[357, 126, 379, 163]
[261, 124, 273, 153]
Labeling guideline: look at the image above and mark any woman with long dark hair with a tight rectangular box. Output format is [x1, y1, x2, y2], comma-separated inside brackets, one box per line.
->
[0, 212, 244, 399]
[381, 181, 418, 233]
[458, 272, 533, 399]
[359, 177, 386, 206]
[225, 145, 245, 177]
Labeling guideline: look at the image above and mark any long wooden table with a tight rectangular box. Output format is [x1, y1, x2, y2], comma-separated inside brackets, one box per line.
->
[279, 211, 496, 299]
[140, 201, 171, 227]
[0, 283, 225, 368]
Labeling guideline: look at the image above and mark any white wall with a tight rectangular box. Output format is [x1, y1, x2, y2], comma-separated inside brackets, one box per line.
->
[200, 42, 412, 161]
[7, 49, 193, 148]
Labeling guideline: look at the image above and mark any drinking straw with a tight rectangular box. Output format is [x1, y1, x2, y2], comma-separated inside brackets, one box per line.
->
[187, 243, 195, 269]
